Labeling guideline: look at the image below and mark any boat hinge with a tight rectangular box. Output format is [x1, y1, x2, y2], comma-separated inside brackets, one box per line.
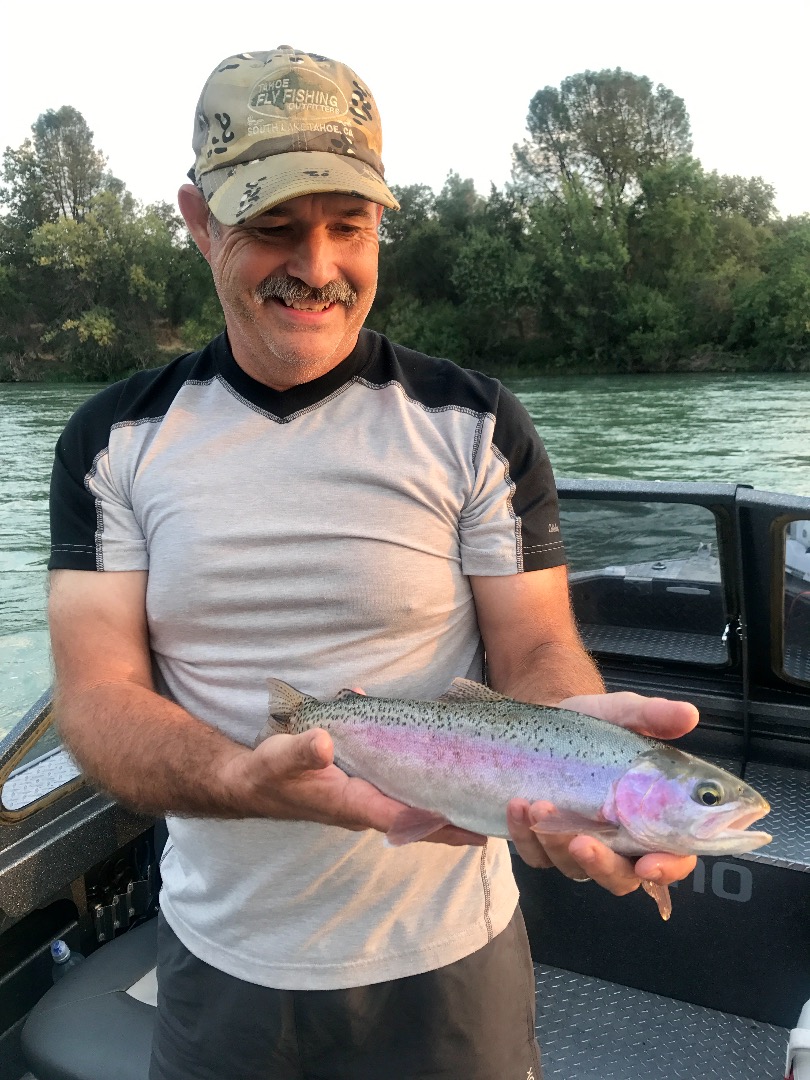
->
[722, 610, 751, 763]
[721, 616, 744, 645]
[93, 864, 153, 943]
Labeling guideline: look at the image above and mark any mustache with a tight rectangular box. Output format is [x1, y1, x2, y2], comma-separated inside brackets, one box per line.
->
[254, 275, 358, 307]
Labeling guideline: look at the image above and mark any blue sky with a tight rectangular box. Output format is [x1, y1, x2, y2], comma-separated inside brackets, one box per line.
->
[2, 0, 808, 217]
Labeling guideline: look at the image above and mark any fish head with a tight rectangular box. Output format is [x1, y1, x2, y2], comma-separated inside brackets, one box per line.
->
[607, 746, 771, 856]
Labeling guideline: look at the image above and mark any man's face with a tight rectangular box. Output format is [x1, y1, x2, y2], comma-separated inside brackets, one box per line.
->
[195, 192, 383, 389]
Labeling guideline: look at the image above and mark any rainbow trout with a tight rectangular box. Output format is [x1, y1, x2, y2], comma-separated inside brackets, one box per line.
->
[262, 677, 771, 919]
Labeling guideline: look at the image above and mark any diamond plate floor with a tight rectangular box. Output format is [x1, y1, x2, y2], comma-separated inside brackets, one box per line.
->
[579, 623, 727, 665]
[535, 966, 788, 1079]
[743, 763, 810, 870]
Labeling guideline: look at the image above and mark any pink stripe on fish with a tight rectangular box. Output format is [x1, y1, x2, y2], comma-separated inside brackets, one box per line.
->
[331, 722, 617, 801]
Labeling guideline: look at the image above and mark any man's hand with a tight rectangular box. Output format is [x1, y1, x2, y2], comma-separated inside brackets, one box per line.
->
[228, 728, 485, 845]
[507, 692, 699, 894]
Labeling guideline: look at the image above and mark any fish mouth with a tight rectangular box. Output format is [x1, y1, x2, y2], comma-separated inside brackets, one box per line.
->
[693, 799, 771, 844]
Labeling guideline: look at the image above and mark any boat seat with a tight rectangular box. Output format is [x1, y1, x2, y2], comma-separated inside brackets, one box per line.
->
[21, 917, 158, 1080]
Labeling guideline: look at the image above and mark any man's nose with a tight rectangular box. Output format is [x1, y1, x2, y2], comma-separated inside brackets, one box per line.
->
[284, 230, 338, 288]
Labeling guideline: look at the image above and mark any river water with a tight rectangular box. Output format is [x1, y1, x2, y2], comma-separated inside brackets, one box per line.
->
[2, 372, 809, 736]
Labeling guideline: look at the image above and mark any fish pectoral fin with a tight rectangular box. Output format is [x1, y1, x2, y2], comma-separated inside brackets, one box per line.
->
[529, 809, 619, 839]
[385, 808, 452, 846]
[641, 879, 672, 921]
[436, 678, 506, 703]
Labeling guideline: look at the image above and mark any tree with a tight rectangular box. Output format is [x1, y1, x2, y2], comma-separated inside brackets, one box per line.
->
[451, 189, 537, 357]
[728, 217, 810, 367]
[374, 174, 484, 329]
[513, 69, 692, 213]
[525, 180, 632, 367]
[378, 184, 435, 246]
[710, 173, 776, 227]
[624, 160, 778, 359]
[1, 106, 114, 228]
[0, 105, 226, 380]
[27, 191, 197, 378]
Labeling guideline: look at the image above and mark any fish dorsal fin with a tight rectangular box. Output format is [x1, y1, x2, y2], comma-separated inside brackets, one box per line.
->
[334, 688, 364, 700]
[266, 678, 312, 729]
[435, 678, 506, 704]
[260, 679, 316, 745]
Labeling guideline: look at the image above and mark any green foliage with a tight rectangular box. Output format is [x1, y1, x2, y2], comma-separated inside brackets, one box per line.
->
[619, 284, 684, 369]
[728, 218, 810, 366]
[452, 226, 535, 345]
[370, 297, 467, 360]
[0, 89, 806, 382]
[376, 138, 802, 374]
[41, 307, 122, 380]
[24, 190, 181, 378]
[524, 182, 631, 366]
[181, 295, 225, 349]
[0, 107, 224, 381]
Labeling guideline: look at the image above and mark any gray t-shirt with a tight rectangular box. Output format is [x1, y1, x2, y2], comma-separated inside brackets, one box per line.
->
[49, 329, 566, 989]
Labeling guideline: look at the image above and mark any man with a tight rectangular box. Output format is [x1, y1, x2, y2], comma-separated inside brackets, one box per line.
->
[48, 47, 697, 1079]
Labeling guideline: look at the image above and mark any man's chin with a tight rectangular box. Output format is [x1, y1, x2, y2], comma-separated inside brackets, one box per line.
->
[224, 299, 367, 386]
[247, 325, 364, 386]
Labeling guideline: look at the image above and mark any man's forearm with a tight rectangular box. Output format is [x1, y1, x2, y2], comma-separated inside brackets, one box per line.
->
[489, 640, 605, 704]
[54, 680, 418, 837]
[56, 681, 255, 817]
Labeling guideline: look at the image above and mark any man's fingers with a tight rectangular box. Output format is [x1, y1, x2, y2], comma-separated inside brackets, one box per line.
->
[633, 851, 697, 884]
[306, 730, 334, 768]
[257, 729, 334, 776]
[526, 804, 608, 880]
[558, 691, 699, 739]
[507, 799, 554, 868]
[566, 835, 642, 896]
[512, 798, 695, 897]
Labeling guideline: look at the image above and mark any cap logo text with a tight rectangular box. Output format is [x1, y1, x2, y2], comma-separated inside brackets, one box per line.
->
[249, 70, 348, 119]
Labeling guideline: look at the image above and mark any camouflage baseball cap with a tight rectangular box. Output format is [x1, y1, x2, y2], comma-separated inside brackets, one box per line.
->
[190, 46, 400, 225]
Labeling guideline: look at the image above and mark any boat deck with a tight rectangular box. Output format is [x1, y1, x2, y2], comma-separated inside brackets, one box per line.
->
[535, 965, 788, 1078]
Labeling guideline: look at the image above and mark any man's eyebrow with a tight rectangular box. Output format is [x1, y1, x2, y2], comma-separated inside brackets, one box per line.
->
[250, 208, 286, 222]
[338, 205, 377, 219]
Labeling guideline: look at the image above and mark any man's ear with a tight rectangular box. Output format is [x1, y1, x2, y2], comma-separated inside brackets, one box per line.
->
[178, 184, 215, 260]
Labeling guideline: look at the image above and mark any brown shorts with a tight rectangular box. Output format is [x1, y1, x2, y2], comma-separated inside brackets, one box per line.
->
[149, 907, 542, 1080]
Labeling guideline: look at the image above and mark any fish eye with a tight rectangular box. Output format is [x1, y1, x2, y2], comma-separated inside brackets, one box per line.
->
[693, 781, 724, 806]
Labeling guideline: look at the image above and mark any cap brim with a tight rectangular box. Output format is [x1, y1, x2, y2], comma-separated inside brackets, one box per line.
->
[200, 150, 400, 225]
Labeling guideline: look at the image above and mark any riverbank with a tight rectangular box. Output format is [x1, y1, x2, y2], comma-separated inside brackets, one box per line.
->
[3, 345, 809, 383]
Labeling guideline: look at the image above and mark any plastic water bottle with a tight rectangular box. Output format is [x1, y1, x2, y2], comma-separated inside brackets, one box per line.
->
[50, 939, 85, 983]
[787, 998, 810, 1080]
